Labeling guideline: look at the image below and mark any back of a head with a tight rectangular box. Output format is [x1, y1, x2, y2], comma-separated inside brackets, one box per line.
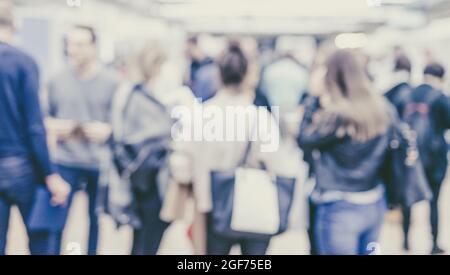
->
[324, 49, 391, 142]
[394, 55, 412, 74]
[137, 40, 168, 82]
[0, 0, 13, 28]
[219, 42, 248, 87]
[424, 63, 445, 79]
[325, 49, 370, 100]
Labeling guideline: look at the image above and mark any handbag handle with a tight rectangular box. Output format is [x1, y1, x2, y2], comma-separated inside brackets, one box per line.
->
[237, 106, 265, 169]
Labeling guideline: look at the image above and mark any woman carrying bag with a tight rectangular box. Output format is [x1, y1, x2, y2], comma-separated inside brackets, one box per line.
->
[189, 42, 296, 255]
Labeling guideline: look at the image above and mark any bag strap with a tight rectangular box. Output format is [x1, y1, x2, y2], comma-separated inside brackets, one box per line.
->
[112, 83, 169, 142]
[111, 82, 134, 142]
[238, 106, 259, 167]
[135, 84, 168, 113]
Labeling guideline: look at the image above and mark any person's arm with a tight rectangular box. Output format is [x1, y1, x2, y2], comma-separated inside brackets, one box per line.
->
[436, 94, 450, 129]
[21, 58, 70, 205]
[21, 60, 54, 177]
[297, 96, 340, 151]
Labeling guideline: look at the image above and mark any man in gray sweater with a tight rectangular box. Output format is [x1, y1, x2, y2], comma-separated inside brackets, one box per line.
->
[46, 25, 118, 255]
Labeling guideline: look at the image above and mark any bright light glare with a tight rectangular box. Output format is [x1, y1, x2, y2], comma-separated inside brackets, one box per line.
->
[335, 33, 368, 49]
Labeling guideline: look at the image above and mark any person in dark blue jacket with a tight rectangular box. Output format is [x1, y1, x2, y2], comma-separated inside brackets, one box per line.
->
[385, 55, 413, 115]
[384, 54, 415, 251]
[401, 63, 450, 254]
[0, 4, 70, 255]
[298, 50, 395, 255]
[186, 36, 221, 102]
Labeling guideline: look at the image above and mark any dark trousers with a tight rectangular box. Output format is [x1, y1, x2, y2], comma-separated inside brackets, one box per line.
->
[131, 190, 170, 255]
[56, 165, 100, 255]
[402, 172, 444, 249]
[308, 198, 318, 255]
[206, 215, 271, 255]
[0, 156, 54, 255]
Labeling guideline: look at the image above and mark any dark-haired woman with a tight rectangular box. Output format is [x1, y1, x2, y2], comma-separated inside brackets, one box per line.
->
[189, 42, 286, 255]
[298, 50, 396, 255]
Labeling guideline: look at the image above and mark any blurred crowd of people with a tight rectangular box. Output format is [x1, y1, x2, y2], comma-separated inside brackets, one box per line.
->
[1, 3, 450, 255]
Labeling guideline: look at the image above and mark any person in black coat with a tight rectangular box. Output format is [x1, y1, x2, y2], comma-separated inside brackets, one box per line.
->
[401, 63, 450, 254]
[385, 55, 413, 115]
[298, 50, 396, 255]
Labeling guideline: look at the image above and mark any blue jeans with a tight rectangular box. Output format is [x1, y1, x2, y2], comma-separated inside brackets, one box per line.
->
[0, 156, 54, 255]
[55, 165, 100, 255]
[315, 198, 386, 255]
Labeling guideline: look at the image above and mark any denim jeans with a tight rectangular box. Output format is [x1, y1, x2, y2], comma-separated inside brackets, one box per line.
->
[206, 214, 271, 255]
[55, 165, 100, 255]
[0, 156, 55, 255]
[315, 198, 386, 255]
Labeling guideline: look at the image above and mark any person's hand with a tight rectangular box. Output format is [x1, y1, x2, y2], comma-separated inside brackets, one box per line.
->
[45, 174, 71, 206]
[45, 118, 78, 141]
[81, 122, 112, 144]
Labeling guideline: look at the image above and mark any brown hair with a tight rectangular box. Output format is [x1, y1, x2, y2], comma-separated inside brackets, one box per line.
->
[218, 42, 248, 86]
[320, 49, 391, 142]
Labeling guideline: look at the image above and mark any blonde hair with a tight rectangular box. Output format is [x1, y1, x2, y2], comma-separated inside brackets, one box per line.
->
[317, 49, 391, 142]
[136, 40, 167, 82]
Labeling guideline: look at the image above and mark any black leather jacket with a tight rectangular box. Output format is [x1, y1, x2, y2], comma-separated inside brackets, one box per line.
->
[298, 97, 395, 193]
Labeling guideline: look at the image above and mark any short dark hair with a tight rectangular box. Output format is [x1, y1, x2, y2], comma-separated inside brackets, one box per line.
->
[187, 36, 198, 45]
[219, 42, 248, 86]
[394, 55, 411, 73]
[72, 25, 97, 44]
[424, 63, 445, 79]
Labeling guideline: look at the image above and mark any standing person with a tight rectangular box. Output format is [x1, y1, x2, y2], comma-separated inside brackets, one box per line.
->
[401, 63, 450, 254]
[46, 25, 118, 255]
[185, 36, 221, 102]
[258, 52, 309, 117]
[0, 2, 70, 255]
[383, 55, 414, 251]
[127, 40, 194, 255]
[385, 55, 413, 115]
[190, 42, 284, 255]
[298, 50, 395, 255]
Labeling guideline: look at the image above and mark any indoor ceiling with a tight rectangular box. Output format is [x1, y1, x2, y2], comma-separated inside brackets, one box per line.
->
[12, 0, 450, 35]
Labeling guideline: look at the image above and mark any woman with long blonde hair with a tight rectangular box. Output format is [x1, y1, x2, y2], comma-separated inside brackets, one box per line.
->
[298, 49, 394, 255]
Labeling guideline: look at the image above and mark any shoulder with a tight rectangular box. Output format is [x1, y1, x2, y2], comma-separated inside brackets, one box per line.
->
[434, 93, 450, 110]
[198, 62, 219, 78]
[1, 44, 38, 71]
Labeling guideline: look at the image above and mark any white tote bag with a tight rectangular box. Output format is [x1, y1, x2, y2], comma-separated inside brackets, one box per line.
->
[231, 167, 280, 235]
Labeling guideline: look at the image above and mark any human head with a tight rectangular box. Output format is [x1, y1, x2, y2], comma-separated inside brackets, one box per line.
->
[0, 0, 14, 42]
[325, 49, 373, 101]
[323, 49, 390, 141]
[136, 39, 167, 83]
[186, 36, 206, 62]
[424, 63, 445, 90]
[66, 25, 98, 68]
[218, 42, 248, 88]
[394, 55, 412, 74]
